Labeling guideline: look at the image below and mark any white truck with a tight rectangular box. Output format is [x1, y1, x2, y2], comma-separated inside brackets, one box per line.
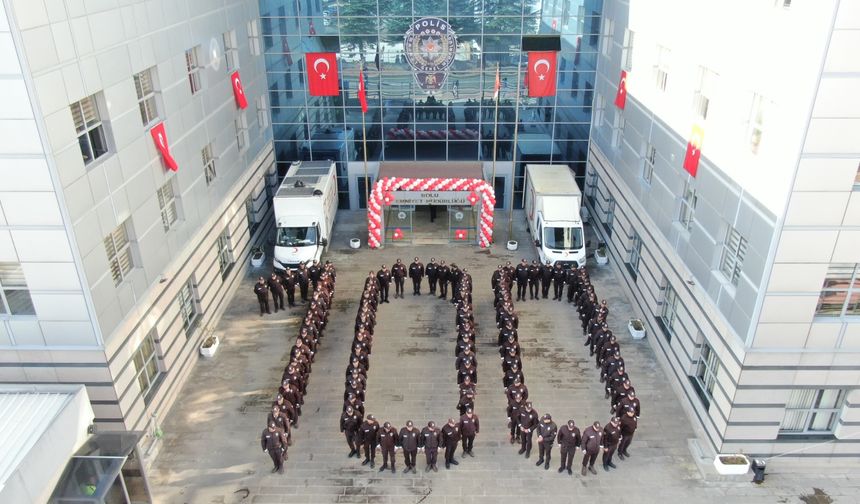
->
[523, 164, 587, 268]
[272, 160, 338, 272]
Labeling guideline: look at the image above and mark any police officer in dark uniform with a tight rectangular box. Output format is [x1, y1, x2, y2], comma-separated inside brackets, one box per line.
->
[268, 272, 285, 312]
[281, 269, 297, 307]
[359, 414, 380, 468]
[308, 259, 321, 291]
[296, 263, 310, 302]
[391, 259, 407, 298]
[517, 402, 539, 458]
[602, 416, 621, 471]
[254, 276, 270, 315]
[552, 262, 566, 301]
[535, 413, 558, 469]
[565, 264, 579, 303]
[261, 422, 288, 473]
[399, 420, 419, 473]
[581, 421, 603, 476]
[557, 419, 581, 475]
[378, 422, 398, 473]
[437, 260, 450, 299]
[515, 259, 529, 301]
[528, 259, 541, 300]
[459, 408, 479, 457]
[420, 421, 441, 472]
[408, 257, 424, 295]
[376, 265, 391, 303]
[426, 258, 439, 295]
[540, 261, 554, 299]
[441, 418, 461, 469]
[618, 407, 638, 459]
[340, 405, 363, 458]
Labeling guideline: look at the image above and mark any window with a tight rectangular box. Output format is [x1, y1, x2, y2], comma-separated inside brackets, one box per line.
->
[217, 228, 234, 279]
[679, 180, 697, 231]
[588, 11, 600, 46]
[605, 196, 616, 238]
[71, 94, 109, 165]
[854, 163, 860, 190]
[256, 95, 269, 129]
[780, 389, 844, 434]
[659, 285, 679, 343]
[246, 195, 260, 236]
[642, 143, 655, 184]
[694, 342, 720, 407]
[719, 226, 748, 286]
[248, 19, 261, 56]
[133, 331, 162, 404]
[621, 29, 635, 71]
[592, 93, 605, 130]
[0, 263, 35, 315]
[104, 221, 134, 286]
[157, 180, 178, 232]
[570, 71, 579, 97]
[815, 264, 860, 317]
[628, 232, 642, 280]
[235, 112, 249, 152]
[185, 46, 202, 95]
[611, 110, 625, 149]
[654, 45, 670, 92]
[133, 68, 159, 127]
[177, 279, 199, 337]
[692, 66, 716, 120]
[777, 0, 792, 7]
[584, 82, 593, 112]
[223, 30, 239, 71]
[748, 93, 767, 154]
[600, 17, 614, 57]
[202, 143, 216, 185]
[269, 82, 280, 108]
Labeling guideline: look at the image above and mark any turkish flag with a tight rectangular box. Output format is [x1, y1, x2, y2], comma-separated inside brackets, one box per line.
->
[230, 71, 248, 109]
[306, 52, 339, 96]
[527, 51, 557, 97]
[358, 70, 368, 114]
[614, 70, 627, 109]
[393, 228, 403, 240]
[150, 122, 178, 172]
[683, 125, 705, 177]
[467, 191, 479, 205]
[454, 229, 467, 240]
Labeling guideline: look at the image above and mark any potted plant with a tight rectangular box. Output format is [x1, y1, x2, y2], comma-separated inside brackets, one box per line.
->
[595, 245, 609, 265]
[350, 238, 361, 249]
[506, 240, 518, 251]
[250, 246, 265, 268]
[713, 454, 751, 476]
[200, 334, 220, 358]
[628, 318, 646, 340]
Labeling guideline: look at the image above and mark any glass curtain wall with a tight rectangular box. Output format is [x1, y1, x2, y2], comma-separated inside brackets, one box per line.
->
[260, 0, 602, 208]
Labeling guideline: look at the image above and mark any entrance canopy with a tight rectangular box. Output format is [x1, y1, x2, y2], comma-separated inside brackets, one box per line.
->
[368, 162, 495, 248]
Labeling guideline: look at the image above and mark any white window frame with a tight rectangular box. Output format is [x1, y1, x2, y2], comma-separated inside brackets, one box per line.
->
[133, 67, 160, 127]
[235, 112, 249, 152]
[185, 46, 203, 95]
[223, 30, 239, 71]
[660, 285, 679, 340]
[256, 95, 269, 129]
[642, 143, 655, 184]
[217, 228, 234, 278]
[654, 45, 670, 92]
[157, 179, 179, 232]
[71, 94, 110, 166]
[748, 93, 767, 154]
[104, 221, 134, 286]
[248, 19, 261, 56]
[202, 143, 216, 185]
[600, 17, 614, 57]
[679, 180, 697, 231]
[695, 342, 720, 404]
[780, 389, 844, 435]
[815, 263, 860, 317]
[611, 109, 624, 149]
[621, 28, 634, 71]
[177, 279, 200, 337]
[592, 93, 605, 131]
[692, 66, 716, 121]
[719, 226, 748, 287]
[0, 263, 35, 316]
[133, 330, 162, 404]
[628, 232, 642, 274]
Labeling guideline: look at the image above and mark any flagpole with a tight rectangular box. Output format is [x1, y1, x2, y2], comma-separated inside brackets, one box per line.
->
[490, 63, 500, 190]
[360, 70, 369, 228]
[507, 58, 524, 242]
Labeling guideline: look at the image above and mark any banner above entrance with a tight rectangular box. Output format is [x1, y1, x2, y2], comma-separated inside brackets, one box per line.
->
[392, 191, 470, 206]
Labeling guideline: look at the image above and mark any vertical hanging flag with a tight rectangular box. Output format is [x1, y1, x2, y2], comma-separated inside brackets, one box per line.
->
[358, 69, 368, 114]
[306, 52, 339, 96]
[614, 70, 627, 109]
[230, 71, 248, 109]
[683, 125, 705, 177]
[150, 122, 178, 172]
[527, 51, 557, 97]
[493, 64, 501, 101]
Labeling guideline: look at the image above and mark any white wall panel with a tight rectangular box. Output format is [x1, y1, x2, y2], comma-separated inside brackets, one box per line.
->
[30, 293, 89, 320]
[21, 262, 81, 291]
[0, 192, 62, 225]
[9, 230, 73, 262]
[774, 230, 839, 263]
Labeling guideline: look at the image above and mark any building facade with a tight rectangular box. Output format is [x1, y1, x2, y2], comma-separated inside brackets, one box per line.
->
[0, 0, 276, 461]
[587, 0, 860, 463]
[260, 0, 602, 210]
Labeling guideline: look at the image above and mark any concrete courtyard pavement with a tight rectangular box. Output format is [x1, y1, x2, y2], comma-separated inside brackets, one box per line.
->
[149, 210, 855, 504]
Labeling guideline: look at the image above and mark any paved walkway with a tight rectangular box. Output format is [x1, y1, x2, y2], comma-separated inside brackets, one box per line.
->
[149, 211, 855, 504]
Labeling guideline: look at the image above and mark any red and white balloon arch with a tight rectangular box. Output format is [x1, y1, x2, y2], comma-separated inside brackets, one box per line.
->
[367, 177, 496, 249]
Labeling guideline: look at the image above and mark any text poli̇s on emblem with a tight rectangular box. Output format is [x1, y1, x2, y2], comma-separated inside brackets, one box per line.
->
[403, 17, 457, 91]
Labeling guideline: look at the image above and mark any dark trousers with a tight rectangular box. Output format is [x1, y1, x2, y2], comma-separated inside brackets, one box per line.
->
[516, 281, 527, 300]
[520, 430, 533, 456]
[582, 450, 598, 468]
[529, 281, 539, 299]
[444, 443, 457, 463]
[603, 444, 618, 466]
[559, 446, 575, 469]
[428, 277, 437, 294]
[345, 431, 358, 452]
[425, 447, 438, 466]
[553, 281, 564, 299]
[379, 284, 389, 301]
[538, 442, 553, 463]
[412, 278, 421, 294]
[286, 288, 296, 306]
[567, 284, 575, 302]
[541, 281, 551, 298]
[382, 447, 395, 467]
[272, 291, 285, 311]
[439, 281, 448, 298]
[258, 298, 270, 315]
[299, 283, 309, 301]
[404, 449, 417, 468]
[394, 278, 404, 296]
[619, 433, 634, 455]
[268, 448, 284, 470]
[510, 421, 520, 439]
[363, 442, 375, 461]
[461, 435, 474, 453]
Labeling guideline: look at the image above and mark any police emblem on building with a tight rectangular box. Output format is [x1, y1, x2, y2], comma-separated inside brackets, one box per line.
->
[404, 17, 457, 92]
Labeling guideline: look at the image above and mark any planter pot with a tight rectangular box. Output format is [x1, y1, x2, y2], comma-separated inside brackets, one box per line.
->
[250, 250, 265, 268]
[199, 335, 219, 358]
[713, 454, 751, 476]
[581, 206, 590, 223]
[349, 238, 361, 249]
[595, 249, 609, 265]
[506, 240, 518, 251]
[628, 319, 646, 340]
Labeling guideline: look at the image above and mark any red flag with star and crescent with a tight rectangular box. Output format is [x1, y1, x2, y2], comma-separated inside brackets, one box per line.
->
[358, 69, 368, 114]
[683, 125, 705, 177]
[230, 71, 248, 109]
[614, 70, 627, 109]
[527, 51, 557, 97]
[306, 52, 338, 96]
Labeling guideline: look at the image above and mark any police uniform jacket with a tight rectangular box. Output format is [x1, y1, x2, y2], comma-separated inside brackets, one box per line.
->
[419, 427, 441, 449]
[537, 421, 558, 444]
[409, 262, 425, 279]
[399, 427, 419, 450]
[359, 420, 379, 445]
[557, 425, 582, 449]
[441, 423, 461, 446]
[379, 428, 399, 450]
[603, 423, 621, 447]
[581, 426, 603, 454]
[517, 409, 539, 433]
[459, 414, 480, 436]
[261, 428, 288, 453]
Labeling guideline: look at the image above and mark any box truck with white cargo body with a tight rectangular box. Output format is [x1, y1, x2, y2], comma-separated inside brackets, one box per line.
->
[524, 164, 587, 268]
[272, 161, 338, 272]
